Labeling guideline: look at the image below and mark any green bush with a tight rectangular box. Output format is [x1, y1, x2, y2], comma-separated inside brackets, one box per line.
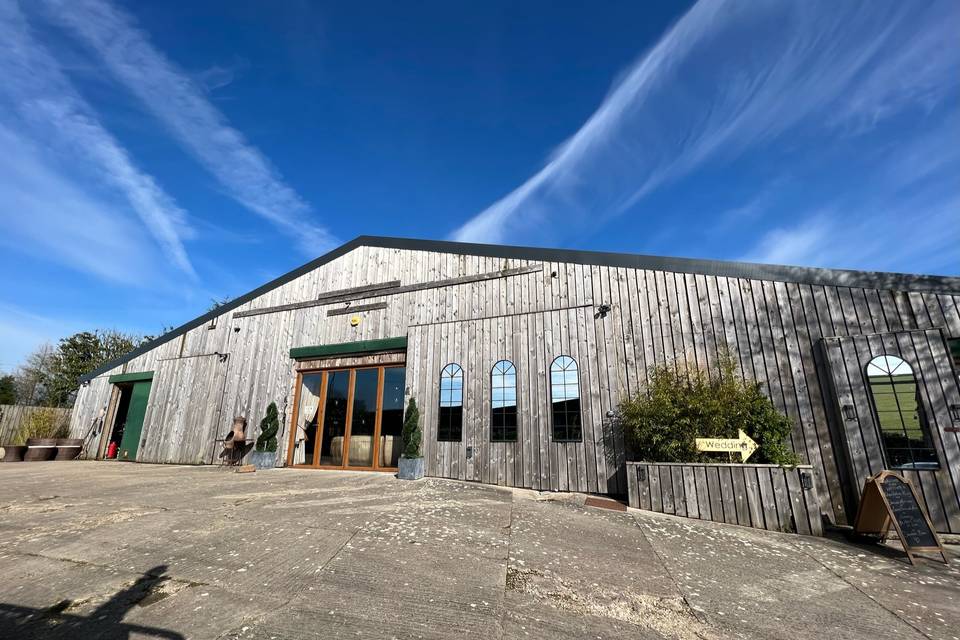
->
[12, 407, 70, 445]
[401, 398, 422, 458]
[255, 402, 280, 453]
[619, 352, 800, 466]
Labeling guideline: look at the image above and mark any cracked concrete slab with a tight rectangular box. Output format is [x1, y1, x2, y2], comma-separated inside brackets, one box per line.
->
[0, 461, 957, 639]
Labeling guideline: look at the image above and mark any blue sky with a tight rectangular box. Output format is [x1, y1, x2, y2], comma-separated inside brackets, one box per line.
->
[1, 0, 958, 372]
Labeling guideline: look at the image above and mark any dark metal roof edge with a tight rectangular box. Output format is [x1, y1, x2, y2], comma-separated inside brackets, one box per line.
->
[80, 235, 960, 384]
[360, 236, 960, 293]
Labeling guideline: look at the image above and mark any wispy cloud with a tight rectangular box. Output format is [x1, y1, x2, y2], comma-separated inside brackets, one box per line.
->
[40, 0, 338, 254]
[742, 190, 960, 275]
[453, 0, 960, 247]
[0, 124, 157, 283]
[0, 1, 195, 277]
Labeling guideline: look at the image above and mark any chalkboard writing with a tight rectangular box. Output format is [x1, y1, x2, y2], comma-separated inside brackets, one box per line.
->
[881, 475, 937, 549]
[852, 471, 947, 565]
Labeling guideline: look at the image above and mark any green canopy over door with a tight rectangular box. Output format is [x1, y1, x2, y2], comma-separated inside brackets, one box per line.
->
[119, 380, 151, 460]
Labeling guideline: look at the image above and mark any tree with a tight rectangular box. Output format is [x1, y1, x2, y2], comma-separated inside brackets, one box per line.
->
[618, 351, 800, 466]
[141, 325, 176, 344]
[43, 331, 140, 407]
[208, 297, 231, 312]
[13, 344, 55, 406]
[401, 398, 422, 458]
[0, 375, 16, 404]
[255, 402, 280, 453]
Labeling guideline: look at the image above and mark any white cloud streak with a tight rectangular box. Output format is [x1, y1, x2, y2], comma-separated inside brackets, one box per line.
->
[742, 192, 960, 275]
[0, 124, 157, 283]
[40, 0, 338, 254]
[0, 1, 195, 276]
[453, 0, 960, 245]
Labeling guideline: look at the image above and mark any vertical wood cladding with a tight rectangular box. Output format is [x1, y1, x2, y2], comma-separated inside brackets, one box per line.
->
[69, 241, 960, 529]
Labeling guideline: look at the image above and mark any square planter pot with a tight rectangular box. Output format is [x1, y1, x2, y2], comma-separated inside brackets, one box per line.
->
[249, 450, 276, 470]
[397, 455, 424, 480]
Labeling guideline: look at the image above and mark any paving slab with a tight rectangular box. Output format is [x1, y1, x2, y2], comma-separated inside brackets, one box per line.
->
[0, 461, 957, 639]
[635, 510, 959, 640]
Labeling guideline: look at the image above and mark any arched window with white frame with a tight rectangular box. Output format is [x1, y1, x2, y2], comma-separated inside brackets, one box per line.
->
[491, 360, 518, 442]
[866, 355, 938, 470]
[550, 356, 582, 442]
[438, 363, 463, 442]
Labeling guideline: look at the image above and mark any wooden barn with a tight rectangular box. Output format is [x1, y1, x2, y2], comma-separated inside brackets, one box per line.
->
[70, 236, 960, 533]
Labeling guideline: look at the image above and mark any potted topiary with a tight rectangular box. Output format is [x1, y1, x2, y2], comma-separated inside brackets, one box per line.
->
[397, 398, 424, 480]
[250, 402, 279, 470]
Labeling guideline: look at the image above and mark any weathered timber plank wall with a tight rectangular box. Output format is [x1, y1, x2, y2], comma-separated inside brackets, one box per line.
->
[821, 329, 960, 534]
[626, 462, 824, 536]
[0, 405, 71, 445]
[67, 241, 960, 530]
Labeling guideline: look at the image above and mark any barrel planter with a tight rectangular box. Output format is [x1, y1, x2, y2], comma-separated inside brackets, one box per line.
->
[55, 438, 84, 460]
[24, 437, 58, 461]
[626, 461, 824, 536]
[2, 445, 27, 462]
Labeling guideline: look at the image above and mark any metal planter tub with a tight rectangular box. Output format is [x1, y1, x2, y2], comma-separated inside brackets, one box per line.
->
[249, 450, 276, 470]
[397, 456, 425, 480]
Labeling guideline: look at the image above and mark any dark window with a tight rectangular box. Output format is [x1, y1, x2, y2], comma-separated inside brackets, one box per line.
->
[491, 360, 518, 442]
[866, 355, 938, 470]
[438, 363, 463, 441]
[949, 338, 960, 379]
[550, 356, 582, 441]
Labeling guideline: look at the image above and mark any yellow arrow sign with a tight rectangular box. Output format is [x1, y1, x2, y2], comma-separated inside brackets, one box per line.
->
[695, 429, 758, 462]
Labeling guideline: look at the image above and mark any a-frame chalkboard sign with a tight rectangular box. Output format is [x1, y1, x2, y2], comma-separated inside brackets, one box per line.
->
[852, 471, 948, 565]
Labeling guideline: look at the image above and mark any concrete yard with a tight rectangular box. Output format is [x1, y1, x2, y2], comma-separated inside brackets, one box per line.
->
[0, 463, 957, 640]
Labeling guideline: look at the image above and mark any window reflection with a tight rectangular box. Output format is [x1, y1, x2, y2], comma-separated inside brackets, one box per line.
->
[491, 360, 518, 442]
[439, 363, 463, 441]
[380, 367, 406, 467]
[551, 356, 581, 441]
[866, 355, 938, 470]
[319, 370, 350, 465]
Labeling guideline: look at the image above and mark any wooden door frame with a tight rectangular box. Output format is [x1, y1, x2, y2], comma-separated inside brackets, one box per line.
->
[96, 384, 124, 460]
[285, 364, 403, 472]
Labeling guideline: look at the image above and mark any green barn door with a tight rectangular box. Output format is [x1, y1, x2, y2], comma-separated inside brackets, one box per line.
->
[119, 380, 151, 460]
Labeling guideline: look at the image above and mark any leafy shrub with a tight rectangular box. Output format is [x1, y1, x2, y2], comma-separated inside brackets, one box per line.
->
[255, 402, 279, 453]
[401, 398, 422, 458]
[618, 352, 799, 466]
[13, 407, 70, 445]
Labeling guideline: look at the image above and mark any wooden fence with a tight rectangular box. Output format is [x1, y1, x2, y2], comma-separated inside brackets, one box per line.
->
[0, 405, 72, 445]
[626, 462, 824, 536]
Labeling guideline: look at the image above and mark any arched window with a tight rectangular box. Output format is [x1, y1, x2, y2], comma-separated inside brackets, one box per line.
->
[550, 356, 582, 441]
[491, 360, 518, 442]
[438, 363, 463, 441]
[866, 355, 938, 469]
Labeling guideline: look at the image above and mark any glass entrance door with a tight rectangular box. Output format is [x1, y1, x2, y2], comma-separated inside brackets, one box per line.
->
[319, 370, 350, 466]
[288, 365, 406, 470]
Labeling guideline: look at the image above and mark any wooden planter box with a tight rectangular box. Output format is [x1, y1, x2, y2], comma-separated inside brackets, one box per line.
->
[626, 462, 823, 536]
